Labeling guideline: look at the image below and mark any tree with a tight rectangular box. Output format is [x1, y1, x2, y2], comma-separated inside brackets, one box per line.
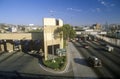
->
[54, 24, 76, 40]
[69, 27, 76, 39]
[62, 24, 76, 40]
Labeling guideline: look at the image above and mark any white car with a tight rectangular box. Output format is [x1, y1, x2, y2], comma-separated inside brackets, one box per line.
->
[105, 45, 114, 52]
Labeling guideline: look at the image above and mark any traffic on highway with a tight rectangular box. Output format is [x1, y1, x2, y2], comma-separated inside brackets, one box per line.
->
[72, 37, 120, 78]
[0, 36, 120, 79]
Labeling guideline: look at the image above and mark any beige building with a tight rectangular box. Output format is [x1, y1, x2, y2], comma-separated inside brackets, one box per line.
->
[43, 18, 63, 60]
[0, 18, 63, 60]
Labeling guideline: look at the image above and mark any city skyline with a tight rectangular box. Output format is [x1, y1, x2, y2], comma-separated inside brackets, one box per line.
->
[0, 0, 120, 26]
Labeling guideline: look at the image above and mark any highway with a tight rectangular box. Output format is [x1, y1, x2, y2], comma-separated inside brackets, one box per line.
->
[71, 39, 120, 78]
[0, 39, 120, 79]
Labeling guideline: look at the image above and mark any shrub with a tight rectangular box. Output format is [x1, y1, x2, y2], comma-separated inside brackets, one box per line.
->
[43, 56, 66, 70]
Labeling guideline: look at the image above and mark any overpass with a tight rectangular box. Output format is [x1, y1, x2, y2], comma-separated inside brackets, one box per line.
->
[0, 32, 43, 53]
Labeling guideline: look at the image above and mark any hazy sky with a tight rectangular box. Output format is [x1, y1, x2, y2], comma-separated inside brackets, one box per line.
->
[0, 0, 120, 26]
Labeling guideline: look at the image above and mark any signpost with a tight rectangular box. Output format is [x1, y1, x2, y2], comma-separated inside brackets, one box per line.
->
[56, 48, 66, 56]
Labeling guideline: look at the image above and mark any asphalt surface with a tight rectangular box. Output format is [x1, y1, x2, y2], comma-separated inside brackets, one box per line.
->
[0, 51, 73, 79]
[72, 40, 120, 79]
[68, 42, 98, 79]
[0, 39, 120, 79]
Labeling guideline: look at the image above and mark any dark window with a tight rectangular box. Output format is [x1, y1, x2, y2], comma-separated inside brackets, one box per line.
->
[56, 20, 59, 26]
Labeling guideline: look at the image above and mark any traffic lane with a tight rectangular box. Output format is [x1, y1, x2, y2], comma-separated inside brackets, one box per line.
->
[70, 42, 98, 78]
[97, 40, 120, 58]
[90, 41, 120, 66]
[86, 41, 120, 70]
[73, 42, 102, 78]
[97, 40, 120, 55]
[84, 41, 120, 77]
[77, 41, 115, 78]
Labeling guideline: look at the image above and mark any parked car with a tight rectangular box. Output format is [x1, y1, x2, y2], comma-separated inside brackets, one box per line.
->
[87, 56, 102, 67]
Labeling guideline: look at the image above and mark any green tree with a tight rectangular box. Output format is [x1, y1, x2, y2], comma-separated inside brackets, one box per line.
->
[62, 24, 76, 40]
[69, 27, 76, 39]
[54, 24, 76, 40]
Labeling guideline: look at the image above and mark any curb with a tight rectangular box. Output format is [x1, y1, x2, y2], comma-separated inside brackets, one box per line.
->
[38, 45, 71, 74]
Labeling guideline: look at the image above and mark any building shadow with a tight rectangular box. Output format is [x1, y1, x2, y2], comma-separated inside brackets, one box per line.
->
[75, 45, 83, 48]
[0, 70, 75, 79]
[74, 58, 90, 67]
[0, 70, 113, 79]
[93, 47, 103, 51]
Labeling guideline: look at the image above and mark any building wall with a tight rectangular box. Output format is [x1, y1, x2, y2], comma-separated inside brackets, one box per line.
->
[43, 18, 56, 26]
[0, 32, 43, 40]
[96, 35, 120, 47]
[43, 18, 63, 60]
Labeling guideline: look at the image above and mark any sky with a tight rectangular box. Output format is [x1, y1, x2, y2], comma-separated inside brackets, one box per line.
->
[0, 0, 120, 26]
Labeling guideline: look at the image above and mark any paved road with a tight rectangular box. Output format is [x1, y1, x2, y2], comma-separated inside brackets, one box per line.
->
[71, 40, 120, 78]
[0, 51, 73, 79]
[68, 42, 98, 79]
[0, 39, 119, 79]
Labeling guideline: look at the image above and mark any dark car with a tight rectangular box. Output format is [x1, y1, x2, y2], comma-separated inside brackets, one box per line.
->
[87, 56, 102, 67]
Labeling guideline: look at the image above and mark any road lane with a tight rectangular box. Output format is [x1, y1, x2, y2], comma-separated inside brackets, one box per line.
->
[98, 40, 120, 56]
[90, 41, 120, 66]
[69, 42, 98, 78]
[75, 41, 114, 78]
[85, 41, 120, 77]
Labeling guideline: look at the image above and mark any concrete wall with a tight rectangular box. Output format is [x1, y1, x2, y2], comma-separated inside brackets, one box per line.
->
[0, 44, 4, 51]
[0, 33, 32, 40]
[6, 42, 14, 52]
[0, 32, 43, 40]
[96, 35, 120, 47]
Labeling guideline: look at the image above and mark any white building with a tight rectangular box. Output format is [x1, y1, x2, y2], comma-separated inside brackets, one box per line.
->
[9, 27, 17, 32]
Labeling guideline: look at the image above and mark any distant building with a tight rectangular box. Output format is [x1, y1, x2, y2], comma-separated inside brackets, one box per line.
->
[91, 23, 102, 31]
[9, 27, 17, 32]
[29, 24, 34, 26]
